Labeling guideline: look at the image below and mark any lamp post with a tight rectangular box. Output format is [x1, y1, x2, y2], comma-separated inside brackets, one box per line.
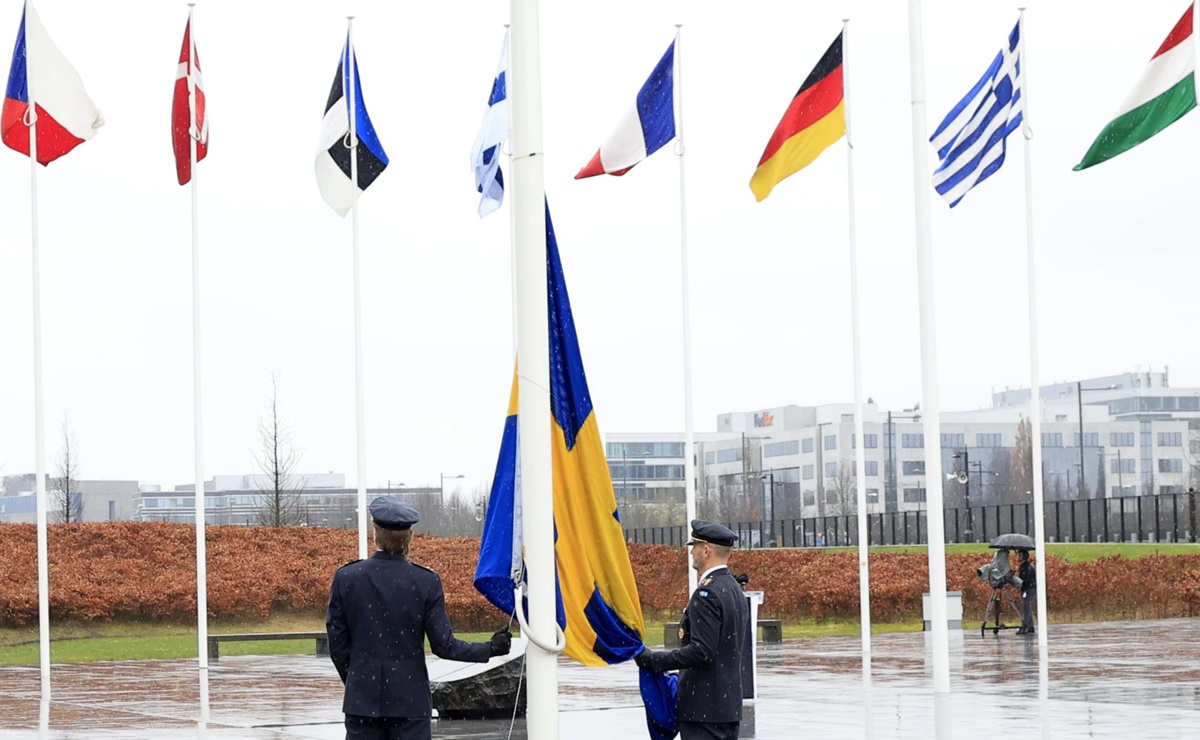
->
[1077, 383, 1118, 499]
[440, 473, 464, 501]
[759, 470, 785, 546]
[619, 447, 651, 528]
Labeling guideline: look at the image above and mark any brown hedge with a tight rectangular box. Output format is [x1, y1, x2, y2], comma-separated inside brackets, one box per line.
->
[1, 523, 1197, 630]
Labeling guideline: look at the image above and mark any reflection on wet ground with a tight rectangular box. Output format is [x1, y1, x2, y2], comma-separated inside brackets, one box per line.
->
[1, 619, 1197, 738]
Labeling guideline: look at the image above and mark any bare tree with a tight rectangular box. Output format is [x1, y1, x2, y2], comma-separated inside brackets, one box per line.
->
[1011, 417, 1034, 502]
[254, 374, 306, 527]
[827, 459, 858, 516]
[53, 412, 82, 523]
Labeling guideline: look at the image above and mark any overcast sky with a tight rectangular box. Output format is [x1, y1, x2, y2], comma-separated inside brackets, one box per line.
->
[1, 0, 1196, 494]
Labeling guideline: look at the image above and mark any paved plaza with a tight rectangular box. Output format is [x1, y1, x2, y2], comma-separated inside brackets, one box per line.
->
[1, 619, 1198, 739]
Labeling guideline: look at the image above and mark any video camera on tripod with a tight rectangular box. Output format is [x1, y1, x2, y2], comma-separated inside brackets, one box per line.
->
[977, 548, 1023, 591]
[976, 533, 1036, 636]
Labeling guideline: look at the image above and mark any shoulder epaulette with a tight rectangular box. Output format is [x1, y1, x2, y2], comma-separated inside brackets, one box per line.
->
[411, 561, 437, 574]
[337, 558, 363, 570]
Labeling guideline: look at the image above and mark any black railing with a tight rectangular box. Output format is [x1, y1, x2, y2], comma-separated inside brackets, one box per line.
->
[623, 491, 1200, 548]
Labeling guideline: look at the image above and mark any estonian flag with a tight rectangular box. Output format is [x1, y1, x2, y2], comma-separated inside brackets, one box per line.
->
[315, 35, 388, 217]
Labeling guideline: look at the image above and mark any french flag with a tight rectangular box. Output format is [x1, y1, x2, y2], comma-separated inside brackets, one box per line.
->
[2, 2, 104, 165]
[575, 41, 676, 179]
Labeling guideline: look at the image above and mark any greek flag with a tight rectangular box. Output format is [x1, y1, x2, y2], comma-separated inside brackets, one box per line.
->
[470, 31, 509, 217]
[929, 20, 1023, 208]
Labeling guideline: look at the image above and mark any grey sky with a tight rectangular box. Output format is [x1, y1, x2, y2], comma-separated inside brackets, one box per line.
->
[0, 0, 1195, 493]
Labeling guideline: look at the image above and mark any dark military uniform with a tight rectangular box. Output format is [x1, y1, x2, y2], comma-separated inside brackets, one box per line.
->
[640, 521, 745, 740]
[326, 498, 500, 740]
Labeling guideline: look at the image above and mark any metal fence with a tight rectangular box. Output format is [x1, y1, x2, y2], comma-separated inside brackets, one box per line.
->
[623, 491, 1200, 548]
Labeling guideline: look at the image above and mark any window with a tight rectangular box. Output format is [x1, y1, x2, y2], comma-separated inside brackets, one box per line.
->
[1191, 439, 1200, 454]
[902, 433, 924, 448]
[902, 461, 926, 475]
[803, 490, 815, 506]
[1110, 432, 1135, 447]
[824, 462, 838, 478]
[941, 433, 964, 448]
[976, 433, 1002, 448]
[802, 465, 815, 480]
[866, 488, 879, 503]
[865, 460, 879, 476]
[1158, 459, 1183, 473]
[802, 438, 814, 453]
[1111, 458, 1135, 474]
[1055, 415, 1068, 422]
[1161, 485, 1184, 495]
[824, 435, 837, 450]
[863, 434, 878, 449]
[144, 498, 158, 508]
[825, 489, 838, 503]
[1111, 485, 1136, 498]
[763, 440, 800, 458]
[716, 447, 743, 463]
[1158, 432, 1183, 447]
[704, 451, 715, 464]
[1074, 432, 1099, 447]
[1041, 433, 1063, 447]
[903, 487, 926, 503]
[108, 500, 116, 521]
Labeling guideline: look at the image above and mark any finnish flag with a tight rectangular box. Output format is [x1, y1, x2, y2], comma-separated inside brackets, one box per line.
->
[929, 20, 1023, 208]
[470, 31, 509, 218]
[315, 36, 389, 217]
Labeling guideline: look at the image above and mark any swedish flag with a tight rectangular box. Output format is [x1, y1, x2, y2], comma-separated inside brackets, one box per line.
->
[474, 204, 644, 667]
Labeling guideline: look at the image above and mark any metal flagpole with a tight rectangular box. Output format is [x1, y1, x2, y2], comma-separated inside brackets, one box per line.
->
[905, 0, 951, 696]
[347, 18, 369, 560]
[842, 18, 872, 657]
[510, 0, 559, 734]
[674, 23, 698, 597]
[26, 44, 51, 701]
[505, 23, 518, 358]
[185, 4, 210, 721]
[1018, 7, 1049, 653]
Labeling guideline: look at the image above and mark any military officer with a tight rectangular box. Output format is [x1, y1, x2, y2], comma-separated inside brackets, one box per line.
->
[326, 496, 513, 740]
[635, 520, 746, 740]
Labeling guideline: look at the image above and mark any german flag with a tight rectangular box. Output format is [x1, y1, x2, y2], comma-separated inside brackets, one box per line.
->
[750, 32, 845, 202]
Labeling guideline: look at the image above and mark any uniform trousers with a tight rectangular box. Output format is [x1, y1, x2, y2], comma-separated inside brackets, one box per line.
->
[344, 715, 431, 740]
[680, 720, 740, 740]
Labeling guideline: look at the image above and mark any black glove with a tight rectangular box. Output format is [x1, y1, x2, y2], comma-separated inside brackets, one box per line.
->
[488, 628, 513, 657]
[633, 647, 656, 671]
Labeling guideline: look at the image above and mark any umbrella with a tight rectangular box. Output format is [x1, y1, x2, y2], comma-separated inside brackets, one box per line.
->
[989, 533, 1035, 550]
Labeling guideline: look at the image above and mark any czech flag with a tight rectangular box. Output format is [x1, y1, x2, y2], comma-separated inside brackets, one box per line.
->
[749, 31, 845, 202]
[2, 2, 104, 164]
[575, 41, 676, 178]
[475, 203, 646, 667]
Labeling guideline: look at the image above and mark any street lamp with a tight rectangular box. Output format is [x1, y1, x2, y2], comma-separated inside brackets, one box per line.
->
[619, 447, 651, 526]
[950, 451, 976, 541]
[440, 473, 464, 501]
[759, 471, 785, 546]
[1076, 383, 1118, 499]
[886, 407, 922, 511]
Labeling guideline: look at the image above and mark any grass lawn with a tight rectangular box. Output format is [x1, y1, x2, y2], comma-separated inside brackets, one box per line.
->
[826, 542, 1200, 562]
[0, 614, 494, 666]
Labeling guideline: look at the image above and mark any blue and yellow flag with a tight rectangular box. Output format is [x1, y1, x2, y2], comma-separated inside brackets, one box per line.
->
[474, 203, 645, 667]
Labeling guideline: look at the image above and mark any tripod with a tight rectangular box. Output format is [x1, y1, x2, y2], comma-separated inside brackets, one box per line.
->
[980, 584, 1021, 637]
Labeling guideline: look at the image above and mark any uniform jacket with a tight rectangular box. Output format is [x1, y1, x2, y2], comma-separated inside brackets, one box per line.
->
[645, 566, 745, 723]
[326, 551, 491, 718]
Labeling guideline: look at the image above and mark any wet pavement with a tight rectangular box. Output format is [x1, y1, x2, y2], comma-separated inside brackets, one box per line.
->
[1, 618, 1198, 738]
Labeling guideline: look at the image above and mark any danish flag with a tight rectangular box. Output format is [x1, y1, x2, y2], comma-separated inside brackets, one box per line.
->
[171, 15, 207, 185]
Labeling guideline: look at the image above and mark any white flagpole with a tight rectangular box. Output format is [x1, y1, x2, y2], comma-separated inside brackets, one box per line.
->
[1018, 7, 1049, 653]
[27, 49, 51, 701]
[510, 0, 559, 734]
[905, 0, 951, 696]
[347, 18, 368, 560]
[843, 18, 872, 657]
[674, 23, 698, 597]
[186, 4, 210, 721]
[505, 23, 517, 358]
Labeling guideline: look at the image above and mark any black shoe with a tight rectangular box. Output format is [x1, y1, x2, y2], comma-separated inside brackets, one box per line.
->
[1015, 627, 1027, 635]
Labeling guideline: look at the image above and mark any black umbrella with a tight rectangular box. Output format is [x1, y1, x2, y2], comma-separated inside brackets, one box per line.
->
[989, 533, 1035, 550]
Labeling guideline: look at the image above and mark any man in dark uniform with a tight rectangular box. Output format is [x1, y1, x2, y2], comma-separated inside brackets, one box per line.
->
[635, 520, 745, 740]
[326, 496, 513, 740]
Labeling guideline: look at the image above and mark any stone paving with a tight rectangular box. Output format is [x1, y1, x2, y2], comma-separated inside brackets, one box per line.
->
[1, 619, 1198, 738]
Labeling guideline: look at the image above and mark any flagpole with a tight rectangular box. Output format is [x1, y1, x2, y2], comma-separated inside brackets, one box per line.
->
[346, 17, 368, 560]
[27, 59, 51, 702]
[673, 23, 698, 597]
[510, 0, 559, 735]
[1018, 7, 1049, 653]
[842, 18, 872, 657]
[905, 0, 951, 697]
[185, 3, 210, 721]
[505, 23, 517, 358]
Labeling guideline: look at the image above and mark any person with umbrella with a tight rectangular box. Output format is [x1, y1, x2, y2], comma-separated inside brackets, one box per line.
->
[1016, 549, 1037, 635]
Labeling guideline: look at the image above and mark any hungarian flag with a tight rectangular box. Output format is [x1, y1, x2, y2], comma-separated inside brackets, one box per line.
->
[172, 14, 207, 185]
[749, 31, 845, 202]
[1075, 4, 1195, 171]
